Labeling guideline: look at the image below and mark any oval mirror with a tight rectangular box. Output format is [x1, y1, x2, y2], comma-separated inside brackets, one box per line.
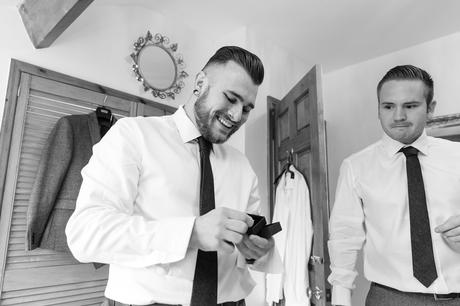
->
[138, 45, 176, 90]
[131, 32, 188, 100]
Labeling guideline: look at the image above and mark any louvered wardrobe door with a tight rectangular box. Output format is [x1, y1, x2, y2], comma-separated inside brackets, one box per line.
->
[0, 72, 131, 306]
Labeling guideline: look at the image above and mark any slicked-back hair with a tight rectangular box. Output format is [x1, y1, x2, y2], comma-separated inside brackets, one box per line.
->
[377, 65, 434, 105]
[203, 46, 264, 85]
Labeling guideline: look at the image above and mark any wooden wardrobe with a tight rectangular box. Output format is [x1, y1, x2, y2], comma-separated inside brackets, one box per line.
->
[0, 59, 175, 305]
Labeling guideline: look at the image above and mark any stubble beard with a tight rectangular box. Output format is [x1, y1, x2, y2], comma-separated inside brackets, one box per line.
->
[194, 89, 237, 144]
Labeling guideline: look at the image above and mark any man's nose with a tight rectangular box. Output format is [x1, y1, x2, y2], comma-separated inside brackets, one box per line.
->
[228, 104, 242, 122]
[394, 107, 407, 121]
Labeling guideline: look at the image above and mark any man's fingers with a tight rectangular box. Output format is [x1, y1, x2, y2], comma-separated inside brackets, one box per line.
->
[219, 240, 235, 253]
[222, 208, 254, 227]
[220, 230, 244, 245]
[445, 235, 460, 243]
[249, 235, 271, 249]
[243, 236, 266, 258]
[225, 219, 249, 235]
[238, 240, 259, 259]
[442, 226, 460, 238]
[435, 215, 460, 233]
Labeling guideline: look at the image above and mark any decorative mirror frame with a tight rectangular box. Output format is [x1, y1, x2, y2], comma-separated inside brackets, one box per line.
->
[130, 31, 188, 99]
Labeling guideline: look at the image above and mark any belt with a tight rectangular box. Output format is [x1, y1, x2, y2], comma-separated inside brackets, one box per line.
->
[373, 282, 460, 301]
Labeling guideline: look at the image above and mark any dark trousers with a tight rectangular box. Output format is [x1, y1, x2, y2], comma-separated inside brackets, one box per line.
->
[366, 282, 460, 306]
[106, 298, 246, 306]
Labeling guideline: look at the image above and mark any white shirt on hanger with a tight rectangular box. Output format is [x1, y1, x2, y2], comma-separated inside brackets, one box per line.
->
[266, 165, 313, 306]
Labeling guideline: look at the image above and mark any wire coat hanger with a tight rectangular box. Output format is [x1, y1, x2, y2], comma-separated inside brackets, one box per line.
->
[274, 148, 295, 185]
[96, 95, 113, 137]
[96, 95, 112, 122]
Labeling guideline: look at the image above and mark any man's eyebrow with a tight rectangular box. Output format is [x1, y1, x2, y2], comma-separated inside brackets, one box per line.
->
[227, 90, 254, 109]
[227, 90, 243, 101]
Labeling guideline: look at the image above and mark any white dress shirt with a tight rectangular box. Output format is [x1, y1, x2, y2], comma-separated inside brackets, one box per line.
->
[266, 166, 313, 306]
[66, 106, 267, 305]
[328, 131, 460, 306]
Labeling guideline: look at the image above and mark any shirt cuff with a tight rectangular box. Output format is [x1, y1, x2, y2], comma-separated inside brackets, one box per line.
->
[150, 216, 195, 264]
[331, 285, 352, 306]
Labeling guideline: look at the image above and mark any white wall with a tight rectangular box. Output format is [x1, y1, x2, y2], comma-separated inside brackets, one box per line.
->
[0, 3, 250, 157]
[323, 31, 460, 305]
[0, 5, 213, 121]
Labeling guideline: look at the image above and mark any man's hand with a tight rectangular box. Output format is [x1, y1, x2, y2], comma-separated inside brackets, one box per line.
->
[190, 207, 254, 253]
[435, 215, 460, 253]
[236, 234, 274, 261]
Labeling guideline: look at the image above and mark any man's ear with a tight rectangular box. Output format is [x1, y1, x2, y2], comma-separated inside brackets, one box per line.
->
[194, 71, 209, 94]
[427, 100, 437, 119]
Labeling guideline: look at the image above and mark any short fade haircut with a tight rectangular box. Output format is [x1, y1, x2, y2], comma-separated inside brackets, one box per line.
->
[203, 46, 264, 85]
[377, 65, 434, 105]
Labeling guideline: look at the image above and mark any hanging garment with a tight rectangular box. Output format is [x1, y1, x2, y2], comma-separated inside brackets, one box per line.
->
[26, 111, 115, 253]
[266, 165, 313, 306]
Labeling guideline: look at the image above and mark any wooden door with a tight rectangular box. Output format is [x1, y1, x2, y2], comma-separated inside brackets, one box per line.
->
[268, 65, 331, 305]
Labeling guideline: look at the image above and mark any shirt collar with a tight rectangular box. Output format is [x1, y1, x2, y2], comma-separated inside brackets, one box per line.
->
[172, 105, 201, 144]
[381, 129, 429, 157]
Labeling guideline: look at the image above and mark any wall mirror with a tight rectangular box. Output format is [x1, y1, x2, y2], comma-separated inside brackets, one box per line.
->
[131, 31, 188, 99]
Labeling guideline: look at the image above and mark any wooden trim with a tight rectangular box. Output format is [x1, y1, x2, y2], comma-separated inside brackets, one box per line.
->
[267, 96, 278, 222]
[0, 60, 22, 214]
[8, 59, 176, 114]
[312, 65, 332, 293]
[0, 72, 32, 298]
[427, 112, 460, 127]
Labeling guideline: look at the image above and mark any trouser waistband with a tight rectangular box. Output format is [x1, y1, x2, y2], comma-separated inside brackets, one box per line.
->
[372, 282, 460, 301]
[107, 298, 245, 306]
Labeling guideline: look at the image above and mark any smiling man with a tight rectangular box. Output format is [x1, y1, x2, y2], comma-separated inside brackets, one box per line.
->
[66, 46, 279, 306]
[328, 65, 460, 306]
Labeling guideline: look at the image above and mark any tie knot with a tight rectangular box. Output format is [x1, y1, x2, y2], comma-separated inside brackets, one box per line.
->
[399, 146, 419, 157]
[197, 136, 212, 156]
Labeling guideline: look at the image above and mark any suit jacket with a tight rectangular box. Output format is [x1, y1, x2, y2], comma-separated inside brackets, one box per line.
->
[26, 111, 114, 252]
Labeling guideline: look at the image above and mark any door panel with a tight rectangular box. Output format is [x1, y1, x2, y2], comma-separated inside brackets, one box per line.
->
[268, 65, 331, 305]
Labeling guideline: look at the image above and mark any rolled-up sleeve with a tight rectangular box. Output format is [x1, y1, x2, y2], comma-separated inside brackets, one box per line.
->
[327, 159, 366, 306]
[65, 118, 195, 268]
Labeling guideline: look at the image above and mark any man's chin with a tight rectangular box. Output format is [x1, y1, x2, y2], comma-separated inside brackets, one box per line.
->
[209, 126, 235, 143]
[210, 133, 230, 144]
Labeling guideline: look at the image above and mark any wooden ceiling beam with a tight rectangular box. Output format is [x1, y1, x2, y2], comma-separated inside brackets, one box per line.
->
[18, 0, 94, 49]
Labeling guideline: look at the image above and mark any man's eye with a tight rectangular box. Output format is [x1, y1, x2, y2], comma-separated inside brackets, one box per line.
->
[382, 105, 393, 110]
[243, 107, 251, 114]
[406, 104, 418, 109]
[225, 94, 236, 103]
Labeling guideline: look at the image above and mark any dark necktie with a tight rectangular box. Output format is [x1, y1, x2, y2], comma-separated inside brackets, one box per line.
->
[400, 146, 437, 287]
[190, 136, 218, 306]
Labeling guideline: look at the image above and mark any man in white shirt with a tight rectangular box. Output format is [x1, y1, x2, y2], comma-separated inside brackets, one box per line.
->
[65, 46, 279, 306]
[328, 65, 460, 306]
